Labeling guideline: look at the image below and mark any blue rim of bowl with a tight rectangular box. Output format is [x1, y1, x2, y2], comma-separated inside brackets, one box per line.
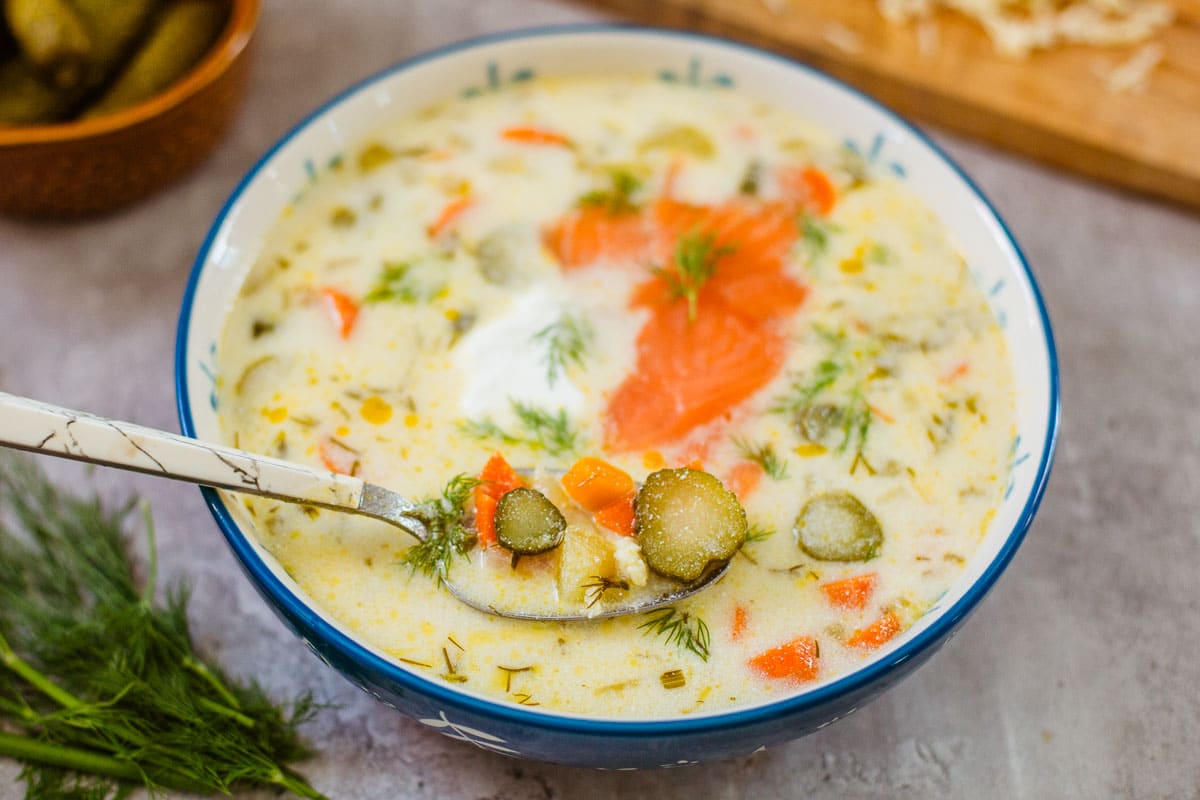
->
[176, 23, 1060, 739]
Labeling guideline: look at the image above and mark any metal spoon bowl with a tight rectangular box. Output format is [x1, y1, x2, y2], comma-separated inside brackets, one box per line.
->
[0, 392, 730, 621]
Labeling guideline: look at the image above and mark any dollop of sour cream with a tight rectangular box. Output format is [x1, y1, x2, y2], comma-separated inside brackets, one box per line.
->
[453, 284, 585, 422]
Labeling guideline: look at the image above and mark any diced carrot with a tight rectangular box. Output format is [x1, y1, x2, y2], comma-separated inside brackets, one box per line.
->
[779, 166, 837, 216]
[593, 493, 636, 537]
[318, 438, 358, 476]
[474, 452, 523, 548]
[869, 404, 895, 424]
[847, 612, 901, 650]
[642, 450, 666, 470]
[819, 573, 878, 611]
[427, 196, 474, 238]
[543, 205, 652, 269]
[501, 125, 573, 147]
[473, 492, 500, 549]
[748, 636, 820, 682]
[318, 287, 359, 339]
[725, 461, 763, 502]
[561, 457, 637, 512]
[731, 605, 749, 641]
[941, 361, 970, 383]
[478, 451, 522, 489]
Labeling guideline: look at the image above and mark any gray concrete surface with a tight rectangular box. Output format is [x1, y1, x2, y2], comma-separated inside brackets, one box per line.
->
[1, 1, 1198, 797]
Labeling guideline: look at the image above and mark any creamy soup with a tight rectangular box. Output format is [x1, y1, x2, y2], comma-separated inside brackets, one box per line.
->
[216, 76, 1015, 718]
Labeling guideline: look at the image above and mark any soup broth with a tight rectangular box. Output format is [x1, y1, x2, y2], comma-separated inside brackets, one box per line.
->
[216, 75, 1015, 718]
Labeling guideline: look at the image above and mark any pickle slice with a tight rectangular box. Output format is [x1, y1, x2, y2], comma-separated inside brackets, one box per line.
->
[795, 491, 883, 562]
[494, 488, 567, 555]
[634, 468, 747, 582]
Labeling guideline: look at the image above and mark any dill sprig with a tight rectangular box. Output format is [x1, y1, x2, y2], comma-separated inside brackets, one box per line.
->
[0, 456, 326, 800]
[579, 576, 629, 609]
[733, 437, 789, 481]
[638, 607, 711, 662]
[744, 522, 776, 544]
[653, 231, 734, 322]
[460, 400, 580, 457]
[770, 327, 876, 465]
[578, 168, 643, 214]
[532, 313, 592, 387]
[402, 474, 481, 581]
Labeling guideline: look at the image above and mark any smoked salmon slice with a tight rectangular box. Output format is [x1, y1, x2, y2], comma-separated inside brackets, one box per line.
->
[543, 206, 652, 269]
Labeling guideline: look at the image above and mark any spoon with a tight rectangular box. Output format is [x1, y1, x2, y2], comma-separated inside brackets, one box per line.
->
[0, 392, 729, 621]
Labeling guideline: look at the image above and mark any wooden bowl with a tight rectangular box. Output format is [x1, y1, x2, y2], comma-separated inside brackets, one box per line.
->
[0, 0, 259, 218]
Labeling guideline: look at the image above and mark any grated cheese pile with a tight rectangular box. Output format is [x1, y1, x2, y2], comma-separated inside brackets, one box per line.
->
[876, 0, 1175, 57]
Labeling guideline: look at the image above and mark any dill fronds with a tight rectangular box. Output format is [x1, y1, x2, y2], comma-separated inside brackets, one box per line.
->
[579, 576, 629, 609]
[733, 437, 789, 481]
[578, 168, 643, 214]
[460, 400, 580, 457]
[0, 456, 326, 800]
[744, 522, 776, 544]
[401, 474, 481, 581]
[798, 213, 840, 263]
[638, 607, 711, 662]
[653, 231, 735, 322]
[532, 313, 592, 386]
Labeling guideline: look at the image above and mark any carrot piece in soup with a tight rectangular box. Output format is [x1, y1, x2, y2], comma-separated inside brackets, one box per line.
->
[474, 452, 523, 548]
[318, 287, 359, 339]
[820, 573, 878, 611]
[847, 612, 901, 650]
[561, 457, 637, 512]
[593, 494, 636, 537]
[748, 636, 819, 682]
[725, 461, 763, 502]
[427, 196, 474, 238]
[318, 438, 358, 476]
[779, 166, 837, 216]
[543, 205, 652, 268]
[501, 125, 573, 147]
[731, 605, 749, 641]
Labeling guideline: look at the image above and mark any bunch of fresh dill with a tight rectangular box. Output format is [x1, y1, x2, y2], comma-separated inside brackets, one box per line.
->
[0, 456, 328, 800]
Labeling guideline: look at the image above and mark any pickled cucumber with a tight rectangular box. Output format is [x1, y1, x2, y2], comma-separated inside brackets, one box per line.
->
[71, 0, 160, 93]
[794, 491, 883, 562]
[82, 0, 226, 117]
[3, 0, 93, 88]
[0, 58, 74, 125]
[494, 488, 567, 555]
[634, 468, 747, 582]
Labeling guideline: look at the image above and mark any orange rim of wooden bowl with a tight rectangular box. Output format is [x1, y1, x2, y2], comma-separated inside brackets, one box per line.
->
[0, 0, 260, 146]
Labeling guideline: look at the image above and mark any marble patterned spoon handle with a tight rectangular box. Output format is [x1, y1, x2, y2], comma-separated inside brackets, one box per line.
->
[0, 391, 416, 526]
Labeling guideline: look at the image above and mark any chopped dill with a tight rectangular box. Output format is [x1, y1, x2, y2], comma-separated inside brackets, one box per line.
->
[578, 167, 643, 214]
[798, 213, 839, 263]
[733, 437, 789, 481]
[401, 474, 481, 581]
[532, 313, 592, 386]
[364, 262, 432, 303]
[580, 575, 630, 609]
[460, 400, 580, 457]
[770, 327, 876, 465]
[653, 231, 734, 322]
[744, 522, 776, 544]
[638, 606, 711, 662]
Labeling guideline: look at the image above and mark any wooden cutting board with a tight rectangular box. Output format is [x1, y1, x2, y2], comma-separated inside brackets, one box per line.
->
[579, 0, 1200, 211]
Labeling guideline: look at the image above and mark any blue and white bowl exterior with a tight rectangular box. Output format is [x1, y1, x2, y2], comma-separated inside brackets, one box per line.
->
[176, 26, 1059, 768]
